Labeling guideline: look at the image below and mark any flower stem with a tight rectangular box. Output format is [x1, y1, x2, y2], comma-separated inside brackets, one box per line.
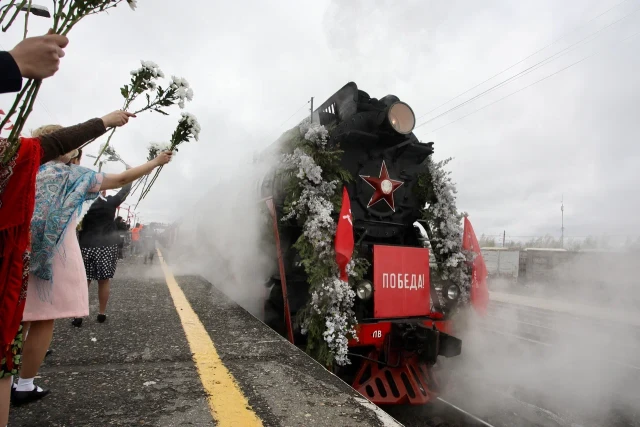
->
[1, 0, 25, 32]
[137, 165, 164, 203]
[0, 80, 30, 130]
[129, 174, 148, 198]
[22, 0, 31, 39]
[92, 127, 117, 165]
[93, 80, 140, 165]
[1, 79, 40, 165]
[0, 1, 18, 27]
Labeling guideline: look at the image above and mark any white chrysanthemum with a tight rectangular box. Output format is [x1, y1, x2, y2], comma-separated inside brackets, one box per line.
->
[180, 112, 201, 141]
[130, 60, 164, 84]
[171, 76, 194, 108]
[280, 123, 357, 365]
[148, 142, 170, 151]
[426, 157, 471, 302]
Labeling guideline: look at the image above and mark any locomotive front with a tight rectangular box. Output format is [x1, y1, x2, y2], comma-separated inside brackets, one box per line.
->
[261, 82, 467, 405]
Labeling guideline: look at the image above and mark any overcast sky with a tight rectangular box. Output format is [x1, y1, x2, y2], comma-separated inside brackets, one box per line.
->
[1, 0, 639, 244]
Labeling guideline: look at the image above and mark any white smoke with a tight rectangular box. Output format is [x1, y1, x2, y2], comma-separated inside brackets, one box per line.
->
[166, 139, 282, 318]
[446, 250, 640, 426]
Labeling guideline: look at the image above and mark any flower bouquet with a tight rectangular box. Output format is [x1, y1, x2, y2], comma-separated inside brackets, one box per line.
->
[135, 112, 200, 205]
[90, 61, 194, 164]
[0, 0, 138, 165]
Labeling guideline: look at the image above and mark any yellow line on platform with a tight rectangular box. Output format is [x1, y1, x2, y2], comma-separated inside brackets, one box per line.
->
[157, 249, 263, 427]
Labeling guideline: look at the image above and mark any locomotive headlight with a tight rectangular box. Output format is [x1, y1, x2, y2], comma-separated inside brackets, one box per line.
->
[446, 284, 460, 300]
[387, 102, 415, 134]
[356, 280, 373, 300]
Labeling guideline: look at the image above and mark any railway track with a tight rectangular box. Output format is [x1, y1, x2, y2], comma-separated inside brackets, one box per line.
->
[383, 397, 497, 427]
[387, 298, 640, 427]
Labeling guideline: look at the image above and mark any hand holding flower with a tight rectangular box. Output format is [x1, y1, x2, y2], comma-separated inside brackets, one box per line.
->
[153, 151, 173, 166]
[100, 110, 136, 128]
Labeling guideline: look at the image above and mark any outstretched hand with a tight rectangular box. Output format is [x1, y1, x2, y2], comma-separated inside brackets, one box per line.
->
[154, 151, 173, 166]
[101, 110, 136, 128]
[9, 29, 69, 80]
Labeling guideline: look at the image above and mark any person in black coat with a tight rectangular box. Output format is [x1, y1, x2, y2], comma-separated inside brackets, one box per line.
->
[115, 216, 128, 260]
[72, 183, 132, 326]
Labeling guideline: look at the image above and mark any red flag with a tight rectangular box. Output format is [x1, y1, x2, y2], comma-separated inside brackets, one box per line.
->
[462, 216, 489, 315]
[335, 186, 354, 282]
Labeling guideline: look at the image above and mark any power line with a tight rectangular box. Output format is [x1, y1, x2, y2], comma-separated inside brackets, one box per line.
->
[414, 0, 633, 123]
[415, 3, 640, 130]
[276, 100, 310, 130]
[419, 27, 640, 135]
[261, 99, 311, 145]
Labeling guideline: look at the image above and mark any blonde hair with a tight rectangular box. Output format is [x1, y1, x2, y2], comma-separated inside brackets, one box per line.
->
[31, 124, 63, 138]
[31, 124, 76, 163]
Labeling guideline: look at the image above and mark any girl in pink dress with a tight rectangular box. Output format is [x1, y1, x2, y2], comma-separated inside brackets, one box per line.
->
[12, 123, 173, 406]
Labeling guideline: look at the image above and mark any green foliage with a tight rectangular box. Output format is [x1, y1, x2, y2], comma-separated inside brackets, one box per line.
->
[272, 122, 366, 366]
[414, 158, 471, 299]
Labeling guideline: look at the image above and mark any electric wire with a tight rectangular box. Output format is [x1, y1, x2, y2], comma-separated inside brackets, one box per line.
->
[419, 27, 640, 135]
[276, 99, 310, 130]
[415, 2, 640, 130]
[414, 0, 633, 122]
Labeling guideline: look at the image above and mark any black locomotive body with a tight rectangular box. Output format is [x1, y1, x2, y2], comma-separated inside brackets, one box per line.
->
[259, 82, 466, 405]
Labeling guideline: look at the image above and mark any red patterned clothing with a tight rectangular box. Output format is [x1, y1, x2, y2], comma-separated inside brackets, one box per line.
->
[0, 137, 42, 377]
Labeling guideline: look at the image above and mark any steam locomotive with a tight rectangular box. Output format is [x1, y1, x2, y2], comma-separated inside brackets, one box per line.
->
[258, 82, 477, 405]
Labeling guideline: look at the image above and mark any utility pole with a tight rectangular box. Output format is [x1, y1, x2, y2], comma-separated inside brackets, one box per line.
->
[561, 194, 564, 248]
[310, 97, 314, 123]
[502, 230, 506, 247]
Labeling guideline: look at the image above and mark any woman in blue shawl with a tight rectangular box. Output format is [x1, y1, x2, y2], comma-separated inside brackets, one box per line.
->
[12, 124, 172, 405]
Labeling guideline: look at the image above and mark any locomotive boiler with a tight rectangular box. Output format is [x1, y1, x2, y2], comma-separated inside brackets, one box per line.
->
[257, 82, 479, 406]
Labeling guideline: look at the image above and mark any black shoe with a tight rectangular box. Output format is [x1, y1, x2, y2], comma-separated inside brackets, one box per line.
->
[11, 385, 50, 406]
[97, 314, 107, 323]
[71, 317, 83, 327]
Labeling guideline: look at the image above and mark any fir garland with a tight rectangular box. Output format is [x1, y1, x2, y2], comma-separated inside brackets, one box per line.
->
[414, 157, 472, 304]
[275, 120, 367, 366]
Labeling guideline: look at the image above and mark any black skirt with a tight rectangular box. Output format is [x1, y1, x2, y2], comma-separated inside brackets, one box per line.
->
[81, 245, 119, 281]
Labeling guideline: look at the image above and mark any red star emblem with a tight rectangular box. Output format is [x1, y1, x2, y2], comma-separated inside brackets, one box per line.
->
[359, 161, 404, 211]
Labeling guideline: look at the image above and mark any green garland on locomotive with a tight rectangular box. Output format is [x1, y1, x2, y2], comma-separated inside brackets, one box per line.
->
[259, 82, 471, 368]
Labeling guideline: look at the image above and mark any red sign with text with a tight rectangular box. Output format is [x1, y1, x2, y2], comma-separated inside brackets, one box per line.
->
[348, 320, 452, 348]
[373, 245, 431, 318]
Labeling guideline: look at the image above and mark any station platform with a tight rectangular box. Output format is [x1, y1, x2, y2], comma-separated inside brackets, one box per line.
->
[9, 249, 401, 427]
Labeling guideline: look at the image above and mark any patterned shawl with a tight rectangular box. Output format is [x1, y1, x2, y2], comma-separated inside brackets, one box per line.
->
[29, 161, 102, 300]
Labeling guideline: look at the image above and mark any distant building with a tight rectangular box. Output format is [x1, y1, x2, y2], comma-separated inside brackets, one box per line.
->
[481, 247, 519, 283]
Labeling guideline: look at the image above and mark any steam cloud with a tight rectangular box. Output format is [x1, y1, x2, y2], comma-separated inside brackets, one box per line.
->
[167, 143, 280, 318]
[448, 251, 640, 426]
